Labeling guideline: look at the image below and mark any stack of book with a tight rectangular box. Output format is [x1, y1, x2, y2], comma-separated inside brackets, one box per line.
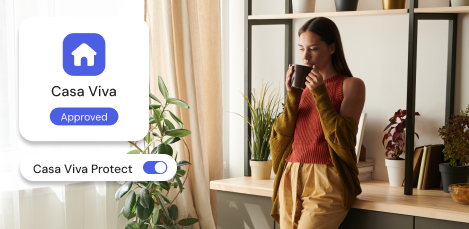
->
[358, 159, 375, 182]
[402, 144, 445, 189]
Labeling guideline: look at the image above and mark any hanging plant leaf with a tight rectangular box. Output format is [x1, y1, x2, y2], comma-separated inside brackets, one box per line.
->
[149, 104, 161, 109]
[115, 181, 133, 200]
[139, 189, 153, 208]
[123, 190, 136, 219]
[164, 119, 175, 130]
[158, 76, 169, 99]
[167, 98, 189, 109]
[178, 218, 199, 226]
[151, 143, 173, 157]
[168, 111, 184, 128]
[165, 129, 191, 138]
[165, 137, 181, 144]
[135, 199, 154, 220]
[150, 93, 161, 103]
[168, 204, 179, 220]
[177, 160, 191, 167]
[125, 222, 139, 229]
[127, 150, 140, 154]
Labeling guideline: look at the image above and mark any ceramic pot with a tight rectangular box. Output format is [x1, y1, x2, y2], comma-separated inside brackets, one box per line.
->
[335, 0, 359, 11]
[451, 0, 469, 6]
[250, 160, 272, 180]
[439, 163, 469, 193]
[292, 0, 316, 13]
[385, 158, 406, 187]
[382, 0, 405, 10]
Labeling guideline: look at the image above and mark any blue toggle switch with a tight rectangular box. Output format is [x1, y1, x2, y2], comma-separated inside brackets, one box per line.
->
[143, 161, 167, 174]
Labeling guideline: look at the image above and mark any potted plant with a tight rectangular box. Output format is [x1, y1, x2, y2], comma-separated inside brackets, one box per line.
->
[335, 0, 359, 11]
[438, 104, 469, 193]
[233, 83, 283, 179]
[115, 76, 199, 228]
[451, 0, 469, 7]
[382, 0, 405, 10]
[383, 109, 420, 186]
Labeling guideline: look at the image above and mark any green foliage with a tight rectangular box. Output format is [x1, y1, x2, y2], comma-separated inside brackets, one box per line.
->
[438, 104, 469, 166]
[117, 76, 198, 228]
[232, 82, 283, 161]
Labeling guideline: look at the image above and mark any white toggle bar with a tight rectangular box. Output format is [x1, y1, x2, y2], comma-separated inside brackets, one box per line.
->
[20, 154, 177, 181]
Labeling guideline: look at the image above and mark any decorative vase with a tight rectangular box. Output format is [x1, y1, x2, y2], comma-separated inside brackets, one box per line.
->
[385, 158, 406, 187]
[335, 0, 359, 11]
[451, 0, 469, 6]
[439, 163, 469, 193]
[292, 0, 316, 13]
[382, 0, 405, 10]
[250, 160, 272, 180]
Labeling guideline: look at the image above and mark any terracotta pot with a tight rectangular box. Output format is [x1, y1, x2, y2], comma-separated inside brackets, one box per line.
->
[385, 158, 405, 187]
[250, 160, 272, 180]
[382, 0, 405, 10]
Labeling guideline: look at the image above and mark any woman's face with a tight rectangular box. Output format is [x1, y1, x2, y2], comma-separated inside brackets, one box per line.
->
[298, 31, 335, 68]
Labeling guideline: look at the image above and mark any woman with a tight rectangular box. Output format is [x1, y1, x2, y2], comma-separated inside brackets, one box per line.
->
[270, 17, 366, 229]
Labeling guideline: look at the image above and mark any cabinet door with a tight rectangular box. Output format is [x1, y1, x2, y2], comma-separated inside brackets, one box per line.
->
[415, 216, 469, 229]
[217, 191, 275, 229]
[339, 209, 413, 229]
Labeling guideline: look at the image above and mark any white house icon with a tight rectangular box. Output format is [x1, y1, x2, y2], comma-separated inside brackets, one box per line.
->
[71, 43, 96, 66]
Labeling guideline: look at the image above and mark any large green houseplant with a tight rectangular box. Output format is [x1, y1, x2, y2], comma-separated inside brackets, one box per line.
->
[438, 104, 469, 192]
[115, 76, 199, 228]
[233, 83, 283, 179]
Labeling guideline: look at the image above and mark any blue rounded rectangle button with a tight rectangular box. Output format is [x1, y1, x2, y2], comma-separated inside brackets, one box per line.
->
[143, 161, 168, 174]
[50, 107, 118, 125]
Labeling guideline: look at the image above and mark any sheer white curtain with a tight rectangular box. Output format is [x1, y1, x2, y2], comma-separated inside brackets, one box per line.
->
[0, 0, 142, 228]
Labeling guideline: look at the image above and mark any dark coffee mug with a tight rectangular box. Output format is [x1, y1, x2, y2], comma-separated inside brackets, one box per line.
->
[291, 64, 313, 90]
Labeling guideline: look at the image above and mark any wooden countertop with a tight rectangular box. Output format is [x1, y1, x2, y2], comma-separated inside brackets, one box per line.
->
[210, 177, 469, 224]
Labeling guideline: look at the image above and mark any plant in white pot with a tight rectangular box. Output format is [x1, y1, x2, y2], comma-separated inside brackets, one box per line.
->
[382, 109, 420, 186]
[233, 83, 283, 179]
[438, 104, 469, 193]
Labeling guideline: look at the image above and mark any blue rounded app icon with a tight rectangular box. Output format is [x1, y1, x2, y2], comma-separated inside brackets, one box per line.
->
[63, 33, 106, 76]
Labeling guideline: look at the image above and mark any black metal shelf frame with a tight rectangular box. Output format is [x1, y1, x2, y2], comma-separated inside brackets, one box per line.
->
[244, 0, 292, 176]
[243, 0, 457, 196]
[404, 0, 457, 195]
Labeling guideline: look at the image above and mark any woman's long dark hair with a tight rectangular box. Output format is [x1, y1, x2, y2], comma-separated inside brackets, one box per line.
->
[298, 17, 353, 78]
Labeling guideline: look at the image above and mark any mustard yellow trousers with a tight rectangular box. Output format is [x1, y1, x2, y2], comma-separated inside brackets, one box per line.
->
[279, 162, 348, 229]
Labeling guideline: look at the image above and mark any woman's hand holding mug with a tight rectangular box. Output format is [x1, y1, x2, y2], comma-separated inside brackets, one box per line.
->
[286, 64, 294, 92]
[305, 65, 324, 90]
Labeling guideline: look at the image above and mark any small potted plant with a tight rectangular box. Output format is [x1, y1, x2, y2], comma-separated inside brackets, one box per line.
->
[383, 109, 420, 186]
[438, 104, 469, 193]
[335, 0, 359, 11]
[232, 82, 283, 179]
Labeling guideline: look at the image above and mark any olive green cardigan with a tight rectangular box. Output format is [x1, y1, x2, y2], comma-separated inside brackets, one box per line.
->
[269, 84, 362, 224]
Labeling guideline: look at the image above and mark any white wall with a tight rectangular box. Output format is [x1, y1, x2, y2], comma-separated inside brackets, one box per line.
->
[223, 0, 469, 181]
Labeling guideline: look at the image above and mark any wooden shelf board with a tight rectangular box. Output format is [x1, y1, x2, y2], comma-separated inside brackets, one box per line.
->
[248, 9, 408, 20]
[415, 6, 469, 14]
[211, 178, 469, 224]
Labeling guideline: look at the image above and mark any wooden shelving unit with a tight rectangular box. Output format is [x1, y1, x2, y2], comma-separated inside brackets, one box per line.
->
[248, 9, 408, 20]
[244, 0, 459, 197]
[415, 5, 469, 13]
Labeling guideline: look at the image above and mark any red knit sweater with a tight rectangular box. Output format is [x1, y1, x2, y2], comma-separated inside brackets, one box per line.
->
[285, 73, 345, 165]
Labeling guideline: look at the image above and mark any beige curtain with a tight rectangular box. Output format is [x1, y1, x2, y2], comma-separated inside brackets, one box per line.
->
[145, 0, 222, 228]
